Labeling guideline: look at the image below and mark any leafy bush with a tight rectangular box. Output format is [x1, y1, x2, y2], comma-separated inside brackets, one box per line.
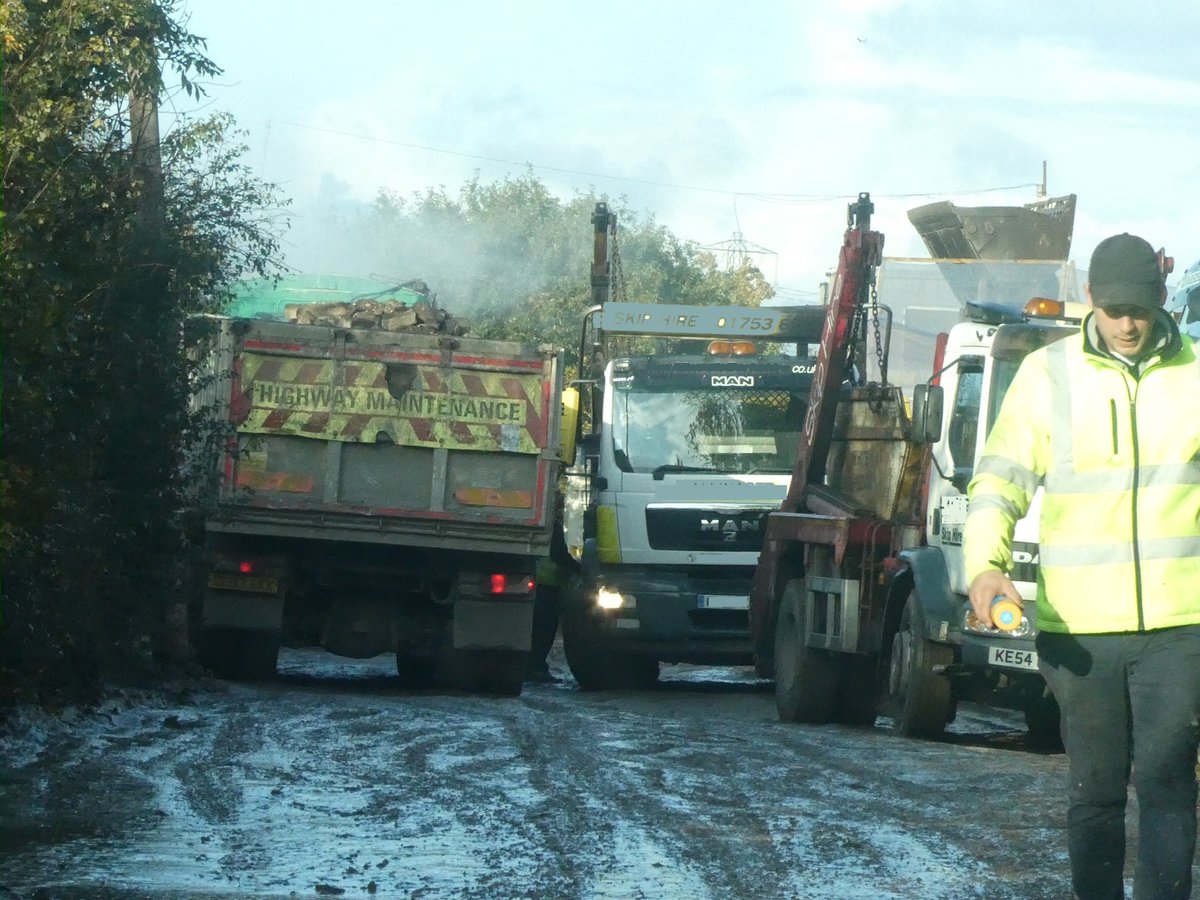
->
[0, 0, 286, 702]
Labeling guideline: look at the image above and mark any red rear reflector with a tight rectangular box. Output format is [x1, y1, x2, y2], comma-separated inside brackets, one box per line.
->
[490, 573, 506, 594]
[238, 561, 254, 574]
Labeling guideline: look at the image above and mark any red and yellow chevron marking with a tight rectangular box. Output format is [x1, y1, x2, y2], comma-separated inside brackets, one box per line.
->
[235, 353, 548, 454]
[232, 449, 315, 494]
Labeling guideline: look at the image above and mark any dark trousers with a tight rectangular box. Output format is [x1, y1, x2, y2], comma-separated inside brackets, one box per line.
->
[1038, 626, 1200, 900]
[528, 584, 561, 675]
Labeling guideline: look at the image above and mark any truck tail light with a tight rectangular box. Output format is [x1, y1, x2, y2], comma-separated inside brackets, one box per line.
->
[489, 574, 535, 595]
[238, 561, 255, 574]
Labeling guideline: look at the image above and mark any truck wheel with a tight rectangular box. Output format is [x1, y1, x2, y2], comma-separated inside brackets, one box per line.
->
[434, 645, 527, 697]
[198, 627, 279, 681]
[196, 627, 235, 679]
[239, 631, 280, 680]
[394, 653, 437, 687]
[561, 615, 658, 691]
[885, 590, 954, 738]
[774, 579, 840, 723]
[838, 656, 881, 727]
[616, 655, 659, 690]
[458, 649, 527, 697]
[753, 616, 776, 679]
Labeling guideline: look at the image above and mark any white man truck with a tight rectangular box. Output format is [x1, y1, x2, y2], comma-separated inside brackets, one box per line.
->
[750, 191, 1093, 740]
[559, 203, 826, 690]
[188, 282, 570, 695]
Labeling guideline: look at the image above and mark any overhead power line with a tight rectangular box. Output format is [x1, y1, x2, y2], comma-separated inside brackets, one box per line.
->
[276, 121, 1041, 205]
[701, 231, 777, 275]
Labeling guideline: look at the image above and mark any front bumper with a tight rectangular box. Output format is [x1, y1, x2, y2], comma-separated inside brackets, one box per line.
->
[566, 566, 756, 664]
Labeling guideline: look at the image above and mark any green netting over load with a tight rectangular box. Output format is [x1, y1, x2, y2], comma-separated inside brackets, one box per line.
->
[227, 274, 429, 321]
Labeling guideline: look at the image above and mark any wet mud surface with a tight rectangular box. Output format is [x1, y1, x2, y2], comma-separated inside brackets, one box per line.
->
[0, 645, 1152, 899]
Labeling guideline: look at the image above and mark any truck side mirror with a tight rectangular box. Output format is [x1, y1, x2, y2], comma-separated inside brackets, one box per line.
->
[910, 383, 944, 444]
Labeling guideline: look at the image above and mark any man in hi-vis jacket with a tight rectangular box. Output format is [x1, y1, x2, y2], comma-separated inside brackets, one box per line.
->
[965, 233, 1200, 900]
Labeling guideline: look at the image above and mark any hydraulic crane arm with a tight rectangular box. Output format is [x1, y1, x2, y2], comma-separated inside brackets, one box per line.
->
[782, 192, 884, 512]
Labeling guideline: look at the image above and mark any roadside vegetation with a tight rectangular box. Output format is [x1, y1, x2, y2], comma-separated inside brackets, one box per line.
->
[1, 0, 285, 703]
[298, 174, 775, 373]
[0, 0, 774, 705]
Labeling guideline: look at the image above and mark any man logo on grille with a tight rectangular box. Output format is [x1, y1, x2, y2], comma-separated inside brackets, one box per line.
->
[700, 518, 761, 542]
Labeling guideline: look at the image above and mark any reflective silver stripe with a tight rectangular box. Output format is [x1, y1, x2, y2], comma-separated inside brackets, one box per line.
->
[1045, 340, 1075, 474]
[1043, 463, 1200, 493]
[974, 455, 1041, 495]
[1045, 468, 1135, 493]
[1041, 535, 1200, 567]
[1041, 543, 1132, 566]
[968, 494, 1024, 519]
[1140, 463, 1200, 488]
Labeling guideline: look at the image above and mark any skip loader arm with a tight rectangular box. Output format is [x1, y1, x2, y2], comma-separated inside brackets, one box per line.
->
[749, 193, 885, 655]
[785, 192, 885, 511]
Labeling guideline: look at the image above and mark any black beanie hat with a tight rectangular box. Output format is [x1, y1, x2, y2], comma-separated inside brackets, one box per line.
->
[1088, 233, 1164, 310]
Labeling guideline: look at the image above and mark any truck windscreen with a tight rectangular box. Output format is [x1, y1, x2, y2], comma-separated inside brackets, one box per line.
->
[612, 385, 807, 475]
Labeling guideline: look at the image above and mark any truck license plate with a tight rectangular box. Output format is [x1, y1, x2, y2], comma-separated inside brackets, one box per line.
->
[698, 594, 749, 610]
[207, 573, 279, 594]
[988, 646, 1038, 671]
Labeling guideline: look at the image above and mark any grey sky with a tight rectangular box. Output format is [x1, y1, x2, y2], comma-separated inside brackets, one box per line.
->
[177, 0, 1200, 300]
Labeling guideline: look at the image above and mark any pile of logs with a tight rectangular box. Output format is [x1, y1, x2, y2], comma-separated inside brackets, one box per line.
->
[284, 298, 469, 335]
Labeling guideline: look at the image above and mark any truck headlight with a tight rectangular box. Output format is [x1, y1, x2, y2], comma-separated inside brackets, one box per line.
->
[596, 587, 635, 610]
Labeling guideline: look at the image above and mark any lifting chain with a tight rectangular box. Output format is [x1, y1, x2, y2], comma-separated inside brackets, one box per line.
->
[870, 276, 887, 386]
[864, 272, 889, 414]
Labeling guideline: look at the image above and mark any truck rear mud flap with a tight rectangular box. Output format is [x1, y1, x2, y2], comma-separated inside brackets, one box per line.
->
[453, 599, 534, 652]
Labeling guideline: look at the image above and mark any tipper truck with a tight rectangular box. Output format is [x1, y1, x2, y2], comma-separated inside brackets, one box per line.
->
[188, 280, 570, 695]
[559, 203, 826, 690]
[750, 191, 1102, 740]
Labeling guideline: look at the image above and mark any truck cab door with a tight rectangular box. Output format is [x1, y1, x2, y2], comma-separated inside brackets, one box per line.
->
[925, 354, 984, 596]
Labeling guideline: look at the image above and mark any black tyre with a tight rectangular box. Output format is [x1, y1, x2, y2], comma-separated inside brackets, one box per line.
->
[455, 649, 527, 697]
[620, 655, 660, 690]
[753, 604, 776, 679]
[196, 627, 235, 679]
[394, 653, 438, 687]
[395, 611, 447, 687]
[465, 652, 528, 700]
[239, 631, 280, 680]
[198, 627, 279, 681]
[774, 579, 841, 723]
[838, 655, 881, 727]
[561, 614, 658, 691]
[884, 590, 955, 738]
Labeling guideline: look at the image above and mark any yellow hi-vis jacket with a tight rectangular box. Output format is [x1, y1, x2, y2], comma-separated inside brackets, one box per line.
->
[536, 555, 567, 589]
[965, 312, 1200, 634]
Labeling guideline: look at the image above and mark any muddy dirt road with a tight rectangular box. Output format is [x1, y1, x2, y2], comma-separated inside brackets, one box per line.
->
[0, 645, 1138, 899]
